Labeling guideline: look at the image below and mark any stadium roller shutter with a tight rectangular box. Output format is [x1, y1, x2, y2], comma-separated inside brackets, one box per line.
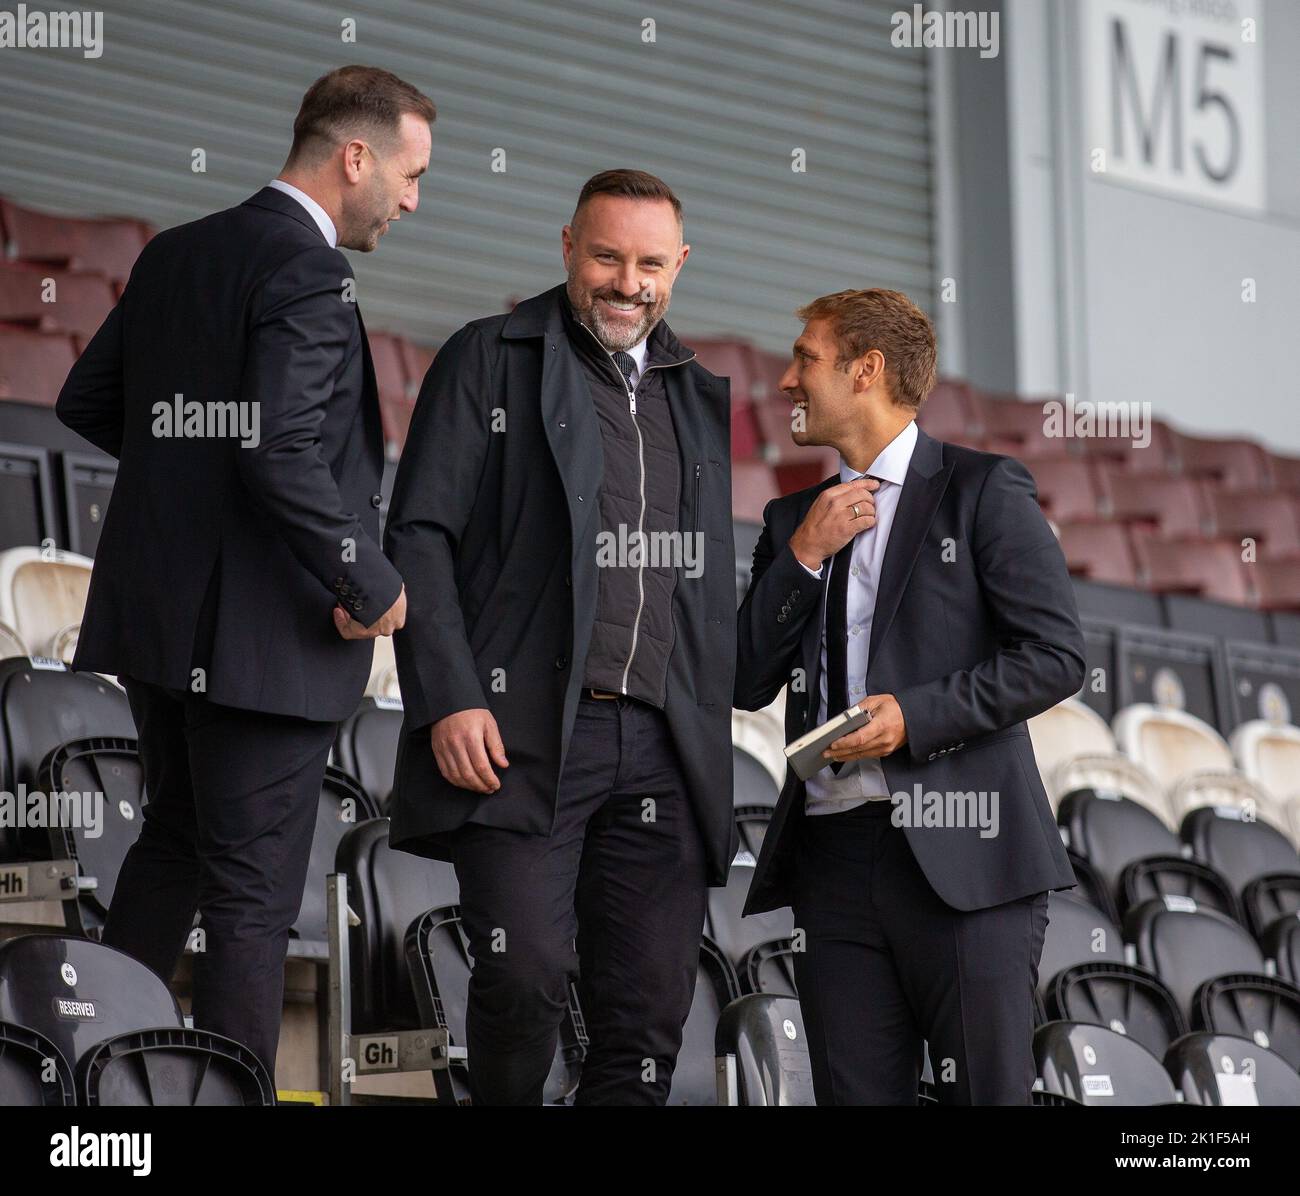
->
[0, 0, 935, 352]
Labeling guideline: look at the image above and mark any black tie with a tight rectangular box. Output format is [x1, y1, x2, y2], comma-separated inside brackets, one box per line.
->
[613, 351, 637, 392]
[825, 475, 878, 775]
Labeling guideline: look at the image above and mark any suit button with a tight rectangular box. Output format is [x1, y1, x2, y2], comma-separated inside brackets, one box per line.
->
[927, 752, 937, 761]
[370, 493, 382, 508]
[776, 613, 787, 624]
[351, 600, 363, 612]
[333, 577, 344, 588]
[792, 590, 801, 600]
[555, 655, 567, 669]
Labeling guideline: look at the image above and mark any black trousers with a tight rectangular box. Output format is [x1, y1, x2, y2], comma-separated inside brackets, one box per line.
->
[451, 692, 709, 1105]
[102, 676, 336, 1080]
[791, 799, 1049, 1105]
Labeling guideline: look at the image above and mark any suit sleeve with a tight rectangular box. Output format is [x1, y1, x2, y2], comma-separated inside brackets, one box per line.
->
[235, 243, 403, 623]
[733, 497, 825, 711]
[893, 456, 1086, 763]
[55, 300, 126, 458]
[383, 324, 493, 732]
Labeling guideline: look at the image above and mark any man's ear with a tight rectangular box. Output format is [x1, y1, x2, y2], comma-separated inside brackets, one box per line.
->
[341, 138, 367, 184]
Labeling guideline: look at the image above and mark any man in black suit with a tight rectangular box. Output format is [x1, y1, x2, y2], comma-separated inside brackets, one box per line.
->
[55, 66, 435, 1080]
[735, 289, 1084, 1104]
[385, 170, 737, 1105]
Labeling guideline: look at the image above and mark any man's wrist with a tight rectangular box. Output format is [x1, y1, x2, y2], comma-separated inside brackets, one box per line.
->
[788, 532, 824, 573]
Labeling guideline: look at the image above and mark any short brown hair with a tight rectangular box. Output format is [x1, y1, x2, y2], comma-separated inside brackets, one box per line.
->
[289, 65, 436, 162]
[572, 169, 683, 232]
[796, 289, 937, 411]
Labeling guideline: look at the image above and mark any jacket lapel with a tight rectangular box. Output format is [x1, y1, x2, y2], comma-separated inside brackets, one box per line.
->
[868, 427, 952, 662]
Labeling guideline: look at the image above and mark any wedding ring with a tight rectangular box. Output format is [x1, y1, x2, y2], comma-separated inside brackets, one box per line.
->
[852, 503, 861, 518]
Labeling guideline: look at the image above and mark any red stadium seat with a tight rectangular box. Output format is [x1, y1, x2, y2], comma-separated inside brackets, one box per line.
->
[732, 460, 780, 522]
[1096, 468, 1211, 539]
[1026, 458, 1104, 525]
[692, 339, 763, 460]
[0, 260, 115, 340]
[916, 379, 981, 443]
[1269, 452, 1300, 497]
[397, 339, 436, 400]
[1130, 535, 1253, 606]
[1057, 522, 1139, 587]
[1204, 489, 1300, 561]
[979, 393, 1059, 460]
[1252, 559, 1300, 612]
[365, 331, 407, 404]
[0, 326, 78, 406]
[377, 393, 415, 458]
[1176, 434, 1273, 491]
[0, 196, 150, 286]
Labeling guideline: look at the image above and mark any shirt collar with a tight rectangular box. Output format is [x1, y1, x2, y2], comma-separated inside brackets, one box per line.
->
[838, 419, 918, 486]
[267, 179, 338, 248]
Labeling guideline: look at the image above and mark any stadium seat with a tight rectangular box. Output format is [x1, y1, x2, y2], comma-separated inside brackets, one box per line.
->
[714, 993, 815, 1105]
[690, 339, 763, 460]
[1180, 805, 1300, 895]
[1043, 959, 1185, 1062]
[1191, 972, 1300, 1070]
[1036, 892, 1128, 1000]
[730, 690, 786, 789]
[669, 935, 739, 1106]
[1177, 436, 1274, 492]
[732, 743, 779, 811]
[404, 903, 585, 1105]
[732, 460, 780, 522]
[1261, 912, 1300, 982]
[1057, 788, 1183, 904]
[739, 937, 799, 997]
[1167, 772, 1287, 835]
[0, 198, 151, 286]
[1132, 535, 1254, 606]
[734, 805, 772, 863]
[1096, 470, 1211, 540]
[705, 857, 794, 984]
[0, 932, 272, 1104]
[0, 657, 135, 862]
[1206, 490, 1300, 560]
[0, 326, 78, 406]
[0, 546, 93, 660]
[332, 818, 459, 1035]
[1231, 718, 1300, 811]
[0, 260, 116, 341]
[396, 339, 435, 400]
[1165, 1032, 1300, 1106]
[37, 736, 145, 938]
[1113, 703, 1233, 786]
[1269, 452, 1300, 497]
[915, 379, 981, 443]
[1253, 558, 1300, 613]
[1050, 759, 1172, 828]
[1065, 849, 1122, 926]
[1119, 855, 1242, 926]
[1247, 873, 1300, 946]
[290, 768, 380, 957]
[0, 1020, 75, 1105]
[0, 618, 28, 659]
[1026, 459, 1104, 526]
[1057, 522, 1138, 586]
[1034, 1021, 1179, 1105]
[1124, 896, 1269, 1019]
[334, 696, 403, 814]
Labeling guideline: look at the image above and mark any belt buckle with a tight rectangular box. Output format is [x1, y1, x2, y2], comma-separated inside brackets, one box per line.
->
[587, 688, 620, 701]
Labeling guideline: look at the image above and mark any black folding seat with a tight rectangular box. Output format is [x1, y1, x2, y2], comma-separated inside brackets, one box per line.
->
[0, 658, 134, 862]
[1036, 891, 1127, 1001]
[740, 937, 799, 997]
[1260, 911, 1300, 982]
[733, 744, 778, 810]
[0, 1020, 74, 1104]
[670, 935, 740, 1106]
[0, 933, 272, 1104]
[715, 993, 814, 1106]
[289, 767, 379, 957]
[705, 857, 794, 988]
[332, 817, 459, 1034]
[333, 697, 403, 813]
[37, 736, 145, 937]
[1244, 872, 1300, 942]
[734, 806, 771, 861]
[1180, 805, 1300, 898]
[1119, 856, 1242, 925]
[1058, 788, 1181, 899]
[1166, 1032, 1300, 1105]
[404, 904, 585, 1105]
[1192, 973, 1300, 1070]
[1064, 848, 1120, 925]
[1129, 895, 1300, 1066]
[1034, 1022, 1179, 1105]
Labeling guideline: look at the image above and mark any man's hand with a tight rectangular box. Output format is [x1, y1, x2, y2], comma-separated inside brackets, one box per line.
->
[788, 477, 879, 570]
[431, 708, 509, 794]
[824, 694, 908, 762]
[334, 584, 407, 640]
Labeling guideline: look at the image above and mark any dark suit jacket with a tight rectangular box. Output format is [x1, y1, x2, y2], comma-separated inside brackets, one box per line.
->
[55, 186, 401, 721]
[384, 284, 740, 885]
[735, 427, 1083, 914]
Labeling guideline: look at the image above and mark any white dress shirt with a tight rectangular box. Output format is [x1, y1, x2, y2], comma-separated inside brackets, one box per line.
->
[797, 420, 919, 815]
[267, 179, 338, 248]
[615, 337, 649, 388]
